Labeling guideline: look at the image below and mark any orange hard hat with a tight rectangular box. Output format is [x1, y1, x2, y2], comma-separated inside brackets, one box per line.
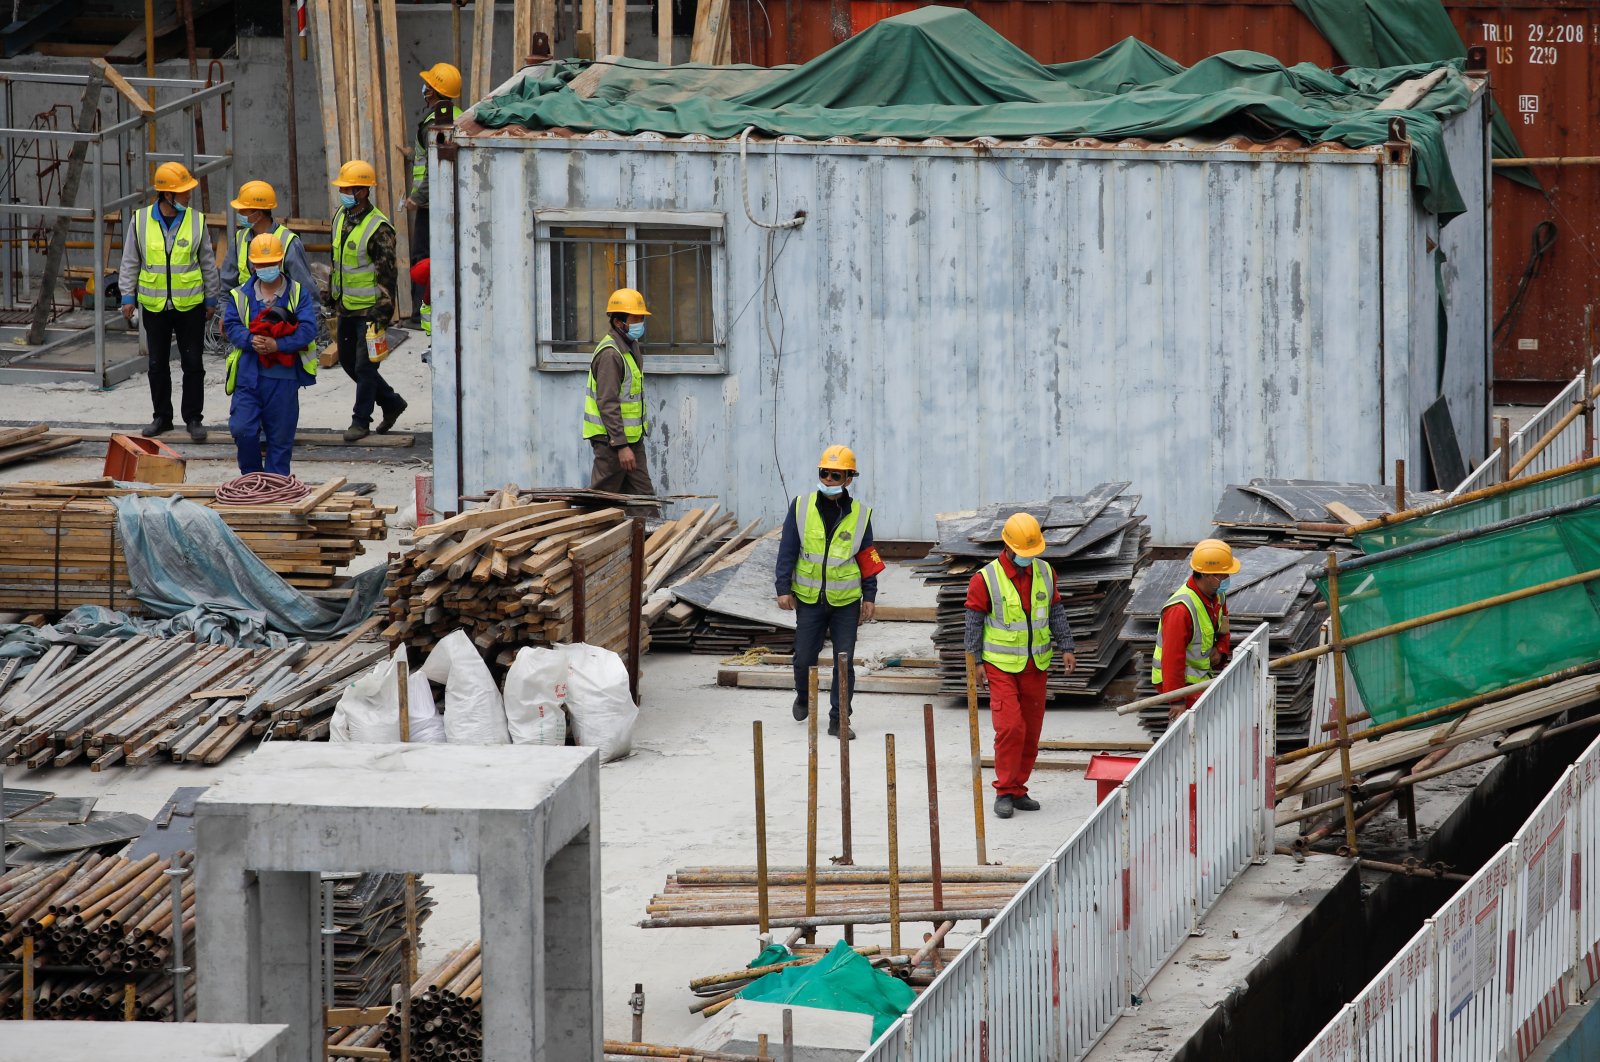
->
[248, 232, 286, 265]
[1190, 538, 1241, 575]
[1001, 513, 1046, 559]
[153, 162, 198, 193]
[818, 445, 857, 473]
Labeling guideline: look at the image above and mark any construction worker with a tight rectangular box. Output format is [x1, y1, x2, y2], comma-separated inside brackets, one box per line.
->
[410, 257, 432, 363]
[403, 62, 462, 316]
[582, 288, 654, 494]
[118, 161, 220, 441]
[222, 234, 319, 476]
[221, 180, 318, 297]
[327, 159, 406, 442]
[1152, 538, 1238, 721]
[775, 446, 880, 739]
[964, 513, 1077, 818]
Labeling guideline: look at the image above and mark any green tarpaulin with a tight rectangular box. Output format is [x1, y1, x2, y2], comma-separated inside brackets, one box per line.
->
[1291, 0, 1537, 189]
[474, 7, 1481, 218]
[736, 939, 915, 1039]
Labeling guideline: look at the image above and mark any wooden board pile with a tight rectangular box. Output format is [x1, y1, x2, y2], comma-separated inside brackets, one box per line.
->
[0, 424, 80, 470]
[1120, 545, 1327, 745]
[0, 851, 194, 1021]
[0, 629, 387, 769]
[915, 484, 1150, 699]
[384, 488, 643, 667]
[332, 872, 435, 1009]
[640, 506, 773, 652]
[1212, 479, 1440, 550]
[328, 939, 482, 1060]
[0, 478, 391, 611]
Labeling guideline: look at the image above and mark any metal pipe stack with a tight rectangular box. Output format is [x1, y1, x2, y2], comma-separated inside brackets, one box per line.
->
[328, 939, 482, 1059]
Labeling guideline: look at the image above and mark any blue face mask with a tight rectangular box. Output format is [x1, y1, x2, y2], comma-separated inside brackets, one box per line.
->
[1218, 577, 1232, 594]
[626, 322, 646, 341]
[818, 481, 844, 497]
[256, 266, 282, 283]
[237, 213, 253, 228]
[338, 192, 358, 209]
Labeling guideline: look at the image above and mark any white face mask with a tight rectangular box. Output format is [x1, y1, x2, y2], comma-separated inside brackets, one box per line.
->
[818, 481, 844, 497]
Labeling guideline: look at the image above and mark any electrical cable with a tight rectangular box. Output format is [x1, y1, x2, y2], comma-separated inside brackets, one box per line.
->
[215, 472, 312, 505]
[739, 127, 806, 232]
[1493, 220, 1557, 354]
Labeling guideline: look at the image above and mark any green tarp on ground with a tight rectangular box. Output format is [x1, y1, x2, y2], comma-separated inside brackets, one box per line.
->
[1317, 495, 1600, 726]
[1291, 0, 1537, 189]
[736, 939, 915, 1039]
[473, 7, 1480, 218]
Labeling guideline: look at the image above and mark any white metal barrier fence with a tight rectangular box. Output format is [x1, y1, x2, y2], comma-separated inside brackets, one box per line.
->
[859, 624, 1275, 1062]
[1295, 726, 1600, 1062]
[1455, 353, 1599, 496]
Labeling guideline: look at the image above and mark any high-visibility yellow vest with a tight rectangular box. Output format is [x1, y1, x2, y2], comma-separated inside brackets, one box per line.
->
[980, 558, 1055, 674]
[330, 206, 390, 312]
[233, 224, 301, 282]
[1151, 584, 1221, 687]
[135, 204, 206, 312]
[791, 493, 868, 607]
[420, 302, 432, 337]
[224, 281, 319, 395]
[412, 104, 462, 189]
[581, 335, 647, 443]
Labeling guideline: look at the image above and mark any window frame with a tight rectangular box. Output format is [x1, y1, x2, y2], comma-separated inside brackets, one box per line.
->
[534, 209, 728, 374]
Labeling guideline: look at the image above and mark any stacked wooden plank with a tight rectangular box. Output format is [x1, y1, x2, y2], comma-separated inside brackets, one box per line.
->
[0, 628, 388, 770]
[916, 485, 1150, 699]
[1119, 545, 1326, 745]
[650, 534, 797, 654]
[384, 488, 643, 667]
[1213, 479, 1440, 550]
[641, 508, 770, 651]
[0, 478, 392, 610]
[0, 424, 80, 470]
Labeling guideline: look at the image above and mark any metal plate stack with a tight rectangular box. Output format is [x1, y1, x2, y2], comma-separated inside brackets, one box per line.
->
[917, 483, 1150, 700]
[656, 537, 798, 655]
[332, 872, 436, 1009]
[1119, 545, 1325, 744]
[1212, 479, 1439, 549]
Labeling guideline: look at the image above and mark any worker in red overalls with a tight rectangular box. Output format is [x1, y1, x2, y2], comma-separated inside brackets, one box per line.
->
[1153, 538, 1238, 721]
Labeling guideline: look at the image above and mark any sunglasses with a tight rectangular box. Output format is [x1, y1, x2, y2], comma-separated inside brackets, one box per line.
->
[818, 469, 851, 482]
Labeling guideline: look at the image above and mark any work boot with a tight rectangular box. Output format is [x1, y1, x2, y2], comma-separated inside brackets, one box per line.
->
[186, 421, 207, 443]
[376, 399, 408, 434]
[826, 721, 855, 740]
[1012, 795, 1041, 812]
[343, 422, 370, 443]
[792, 695, 808, 722]
[143, 418, 173, 437]
[994, 794, 1015, 819]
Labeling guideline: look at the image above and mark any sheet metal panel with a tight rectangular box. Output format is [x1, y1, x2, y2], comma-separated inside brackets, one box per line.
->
[444, 109, 1486, 540]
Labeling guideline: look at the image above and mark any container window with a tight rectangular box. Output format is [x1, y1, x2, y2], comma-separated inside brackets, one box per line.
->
[540, 221, 724, 373]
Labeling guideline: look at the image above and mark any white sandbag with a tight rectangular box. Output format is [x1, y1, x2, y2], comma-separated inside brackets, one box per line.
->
[563, 642, 637, 763]
[330, 647, 445, 743]
[502, 646, 569, 747]
[420, 630, 509, 744]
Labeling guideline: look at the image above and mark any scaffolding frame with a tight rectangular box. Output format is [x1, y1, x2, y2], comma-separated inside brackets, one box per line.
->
[0, 70, 233, 387]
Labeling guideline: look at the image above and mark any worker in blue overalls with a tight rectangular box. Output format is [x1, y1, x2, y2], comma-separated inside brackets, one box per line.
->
[222, 233, 320, 476]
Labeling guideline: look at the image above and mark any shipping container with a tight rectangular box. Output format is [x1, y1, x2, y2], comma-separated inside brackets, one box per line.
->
[731, 0, 1597, 397]
[432, 82, 1490, 543]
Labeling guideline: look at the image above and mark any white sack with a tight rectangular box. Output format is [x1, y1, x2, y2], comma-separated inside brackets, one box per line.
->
[420, 630, 509, 744]
[563, 642, 637, 762]
[330, 647, 445, 743]
[502, 646, 569, 747]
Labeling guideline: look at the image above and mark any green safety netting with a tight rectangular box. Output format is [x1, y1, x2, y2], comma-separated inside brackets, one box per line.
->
[1318, 496, 1600, 726]
[736, 939, 914, 1038]
[1355, 462, 1600, 554]
[473, 7, 1479, 218]
[1291, 0, 1537, 189]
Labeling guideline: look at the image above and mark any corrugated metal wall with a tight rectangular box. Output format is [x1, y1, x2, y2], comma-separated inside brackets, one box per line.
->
[435, 96, 1487, 542]
[731, 0, 1598, 394]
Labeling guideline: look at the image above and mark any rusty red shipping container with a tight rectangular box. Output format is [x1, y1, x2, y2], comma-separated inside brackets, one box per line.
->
[729, 0, 1598, 397]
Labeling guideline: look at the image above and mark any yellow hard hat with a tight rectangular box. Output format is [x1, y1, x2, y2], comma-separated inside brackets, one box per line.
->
[605, 288, 651, 316]
[1190, 538, 1241, 575]
[419, 62, 463, 100]
[331, 159, 377, 188]
[153, 161, 198, 193]
[818, 444, 857, 473]
[248, 232, 286, 265]
[1001, 513, 1047, 559]
[230, 180, 277, 211]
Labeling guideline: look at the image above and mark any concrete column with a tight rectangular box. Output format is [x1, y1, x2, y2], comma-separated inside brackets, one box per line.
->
[196, 814, 259, 1024]
[478, 810, 547, 1061]
[256, 871, 322, 1060]
[543, 826, 602, 1060]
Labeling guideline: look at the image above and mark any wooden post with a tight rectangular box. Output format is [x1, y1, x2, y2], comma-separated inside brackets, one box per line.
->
[626, 519, 644, 702]
[1584, 306, 1595, 461]
[656, 0, 672, 62]
[143, 0, 157, 154]
[474, 0, 499, 104]
[1497, 415, 1512, 482]
[514, 0, 534, 61]
[752, 720, 770, 935]
[836, 651, 853, 865]
[123, 982, 136, 1020]
[804, 666, 819, 940]
[608, 0, 625, 60]
[281, 0, 303, 215]
[379, 0, 411, 318]
[965, 653, 988, 865]
[1393, 459, 1405, 513]
[1324, 551, 1361, 855]
[333, 0, 358, 160]
[27, 69, 104, 346]
[885, 733, 901, 956]
[309, 0, 343, 196]
[922, 703, 944, 943]
[21, 936, 33, 1019]
[396, 655, 411, 741]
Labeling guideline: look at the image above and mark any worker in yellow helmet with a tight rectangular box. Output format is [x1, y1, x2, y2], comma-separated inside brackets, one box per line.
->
[1152, 538, 1239, 720]
[581, 287, 654, 494]
[403, 62, 462, 318]
[117, 161, 220, 441]
[964, 513, 1077, 818]
[222, 233, 320, 477]
[221, 180, 317, 298]
[775, 445, 881, 739]
[327, 159, 406, 442]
